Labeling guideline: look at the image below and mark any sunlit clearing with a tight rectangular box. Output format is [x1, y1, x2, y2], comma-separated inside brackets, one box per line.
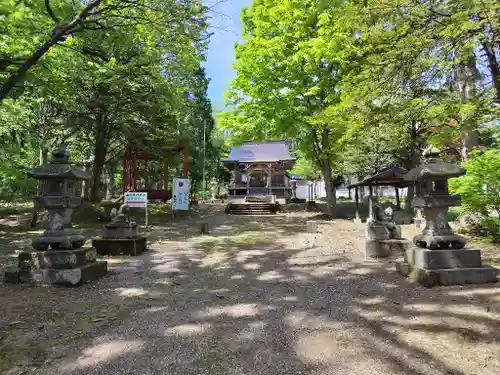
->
[194, 303, 266, 319]
[235, 250, 266, 263]
[348, 267, 375, 275]
[295, 331, 351, 364]
[230, 274, 245, 280]
[200, 253, 229, 267]
[115, 287, 149, 297]
[285, 311, 351, 330]
[257, 270, 284, 281]
[237, 321, 266, 341]
[243, 262, 261, 270]
[62, 340, 145, 370]
[279, 296, 299, 302]
[165, 323, 212, 336]
[446, 287, 500, 297]
[357, 297, 384, 305]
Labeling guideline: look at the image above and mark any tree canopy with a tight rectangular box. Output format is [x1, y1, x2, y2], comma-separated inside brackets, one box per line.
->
[0, 0, 224, 203]
[221, 0, 499, 214]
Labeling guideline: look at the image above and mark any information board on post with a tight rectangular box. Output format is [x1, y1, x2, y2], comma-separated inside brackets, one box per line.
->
[172, 178, 190, 211]
[124, 192, 148, 226]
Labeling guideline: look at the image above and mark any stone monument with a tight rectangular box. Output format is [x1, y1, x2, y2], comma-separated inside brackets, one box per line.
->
[92, 203, 147, 256]
[4, 146, 107, 286]
[360, 198, 411, 258]
[396, 146, 498, 286]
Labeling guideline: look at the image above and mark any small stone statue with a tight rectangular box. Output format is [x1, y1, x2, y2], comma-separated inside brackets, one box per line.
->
[103, 203, 138, 239]
[110, 204, 130, 225]
[366, 203, 402, 240]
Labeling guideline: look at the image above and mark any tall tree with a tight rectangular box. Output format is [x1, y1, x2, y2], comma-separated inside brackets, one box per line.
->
[222, 0, 347, 216]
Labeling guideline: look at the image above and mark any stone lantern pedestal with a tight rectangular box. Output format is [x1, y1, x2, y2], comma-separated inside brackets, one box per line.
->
[4, 146, 107, 286]
[92, 204, 147, 256]
[396, 147, 498, 287]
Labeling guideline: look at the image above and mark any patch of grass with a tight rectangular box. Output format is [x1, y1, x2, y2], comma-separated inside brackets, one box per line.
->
[0, 202, 32, 218]
[0, 341, 47, 373]
[468, 237, 500, 267]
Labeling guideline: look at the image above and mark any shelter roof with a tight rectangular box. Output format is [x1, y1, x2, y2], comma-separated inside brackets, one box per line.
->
[346, 167, 411, 189]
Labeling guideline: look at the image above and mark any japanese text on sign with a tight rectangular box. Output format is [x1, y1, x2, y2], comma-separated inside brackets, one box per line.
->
[124, 192, 148, 208]
[172, 178, 190, 210]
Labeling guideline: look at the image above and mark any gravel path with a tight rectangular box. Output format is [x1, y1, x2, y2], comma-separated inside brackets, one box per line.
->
[27, 213, 500, 375]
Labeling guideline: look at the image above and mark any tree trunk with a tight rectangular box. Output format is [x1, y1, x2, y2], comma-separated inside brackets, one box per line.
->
[482, 41, 500, 102]
[457, 56, 480, 159]
[39, 146, 48, 165]
[404, 120, 422, 211]
[106, 164, 116, 200]
[460, 130, 480, 160]
[81, 152, 91, 199]
[90, 113, 108, 202]
[322, 158, 336, 217]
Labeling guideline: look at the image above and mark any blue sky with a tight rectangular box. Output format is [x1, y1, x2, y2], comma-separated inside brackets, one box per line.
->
[204, 0, 252, 110]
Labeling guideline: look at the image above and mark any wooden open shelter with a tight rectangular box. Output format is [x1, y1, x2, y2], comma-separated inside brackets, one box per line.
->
[346, 167, 411, 212]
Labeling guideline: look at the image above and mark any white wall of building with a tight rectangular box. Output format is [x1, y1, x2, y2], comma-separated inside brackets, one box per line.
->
[294, 179, 409, 200]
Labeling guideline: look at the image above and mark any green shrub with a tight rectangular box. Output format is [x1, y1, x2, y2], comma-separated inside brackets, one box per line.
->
[378, 197, 396, 205]
[480, 217, 500, 242]
[450, 149, 500, 241]
[449, 149, 500, 217]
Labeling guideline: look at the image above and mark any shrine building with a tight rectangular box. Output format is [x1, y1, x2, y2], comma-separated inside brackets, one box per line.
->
[223, 140, 296, 198]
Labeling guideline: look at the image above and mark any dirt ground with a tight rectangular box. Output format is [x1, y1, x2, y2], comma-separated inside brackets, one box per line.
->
[1, 205, 500, 375]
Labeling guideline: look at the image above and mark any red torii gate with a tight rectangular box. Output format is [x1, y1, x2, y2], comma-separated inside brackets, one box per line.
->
[123, 141, 189, 202]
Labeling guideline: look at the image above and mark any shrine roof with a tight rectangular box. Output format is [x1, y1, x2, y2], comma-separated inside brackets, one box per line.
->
[224, 141, 295, 164]
[346, 167, 411, 188]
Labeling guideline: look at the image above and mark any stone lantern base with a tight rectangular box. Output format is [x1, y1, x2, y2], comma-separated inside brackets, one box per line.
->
[92, 236, 147, 256]
[4, 247, 108, 287]
[396, 246, 498, 287]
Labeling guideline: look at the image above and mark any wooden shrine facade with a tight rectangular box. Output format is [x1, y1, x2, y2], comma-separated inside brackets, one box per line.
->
[123, 141, 188, 202]
[223, 141, 296, 198]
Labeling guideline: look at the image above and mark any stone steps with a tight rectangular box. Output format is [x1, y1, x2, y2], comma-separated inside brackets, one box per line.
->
[226, 203, 279, 215]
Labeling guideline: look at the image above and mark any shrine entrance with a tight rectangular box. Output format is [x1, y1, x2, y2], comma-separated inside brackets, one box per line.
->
[249, 170, 267, 188]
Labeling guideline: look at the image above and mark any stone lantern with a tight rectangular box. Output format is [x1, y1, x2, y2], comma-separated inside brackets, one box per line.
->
[4, 146, 107, 286]
[396, 146, 498, 286]
[29, 146, 89, 251]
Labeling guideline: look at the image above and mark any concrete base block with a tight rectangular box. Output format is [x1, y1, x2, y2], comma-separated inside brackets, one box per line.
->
[92, 236, 147, 256]
[306, 221, 318, 233]
[361, 239, 411, 258]
[5, 261, 108, 287]
[32, 233, 86, 251]
[404, 247, 482, 269]
[18, 248, 97, 270]
[396, 262, 498, 287]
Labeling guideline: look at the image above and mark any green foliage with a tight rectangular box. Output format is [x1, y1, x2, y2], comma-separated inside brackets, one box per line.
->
[450, 149, 500, 217]
[221, 0, 352, 215]
[290, 149, 321, 180]
[0, 1, 223, 205]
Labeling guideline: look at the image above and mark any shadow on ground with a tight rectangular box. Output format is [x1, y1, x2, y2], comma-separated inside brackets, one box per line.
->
[1, 211, 500, 375]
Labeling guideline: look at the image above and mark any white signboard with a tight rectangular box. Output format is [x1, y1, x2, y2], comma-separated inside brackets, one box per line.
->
[172, 178, 190, 211]
[124, 192, 148, 208]
[124, 192, 148, 225]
